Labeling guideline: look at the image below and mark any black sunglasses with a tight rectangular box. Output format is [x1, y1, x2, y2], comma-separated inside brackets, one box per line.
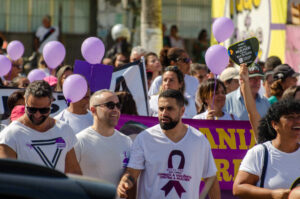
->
[94, 101, 121, 110]
[177, 57, 191, 64]
[26, 106, 51, 114]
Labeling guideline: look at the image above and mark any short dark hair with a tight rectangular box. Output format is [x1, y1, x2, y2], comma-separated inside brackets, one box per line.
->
[7, 89, 25, 112]
[264, 56, 282, 71]
[158, 89, 184, 107]
[25, 80, 53, 100]
[258, 99, 300, 143]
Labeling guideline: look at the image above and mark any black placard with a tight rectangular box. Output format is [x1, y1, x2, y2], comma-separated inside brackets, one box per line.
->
[228, 37, 259, 67]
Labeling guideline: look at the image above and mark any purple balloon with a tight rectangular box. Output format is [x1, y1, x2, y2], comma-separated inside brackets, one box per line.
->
[81, 37, 105, 64]
[63, 74, 88, 103]
[7, 40, 25, 61]
[212, 17, 234, 43]
[43, 41, 66, 69]
[205, 45, 229, 75]
[28, 69, 47, 83]
[0, 55, 12, 76]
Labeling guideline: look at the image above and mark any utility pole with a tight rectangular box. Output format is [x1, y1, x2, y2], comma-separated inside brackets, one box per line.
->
[140, 0, 162, 55]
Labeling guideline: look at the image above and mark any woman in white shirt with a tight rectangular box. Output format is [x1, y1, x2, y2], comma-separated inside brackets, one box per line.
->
[149, 66, 197, 118]
[193, 78, 238, 120]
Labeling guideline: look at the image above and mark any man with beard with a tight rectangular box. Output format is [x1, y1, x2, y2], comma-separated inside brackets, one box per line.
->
[74, 90, 132, 189]
[0, 81, 82, 175]
[117, 89, 220, 199]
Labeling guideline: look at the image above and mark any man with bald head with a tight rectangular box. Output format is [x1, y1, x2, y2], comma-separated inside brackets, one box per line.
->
[35, 15, 59, 53]
[74, 89, 132, 188]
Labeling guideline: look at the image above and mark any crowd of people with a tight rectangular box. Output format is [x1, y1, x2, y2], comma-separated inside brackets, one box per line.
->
[1, 16, 300, 199]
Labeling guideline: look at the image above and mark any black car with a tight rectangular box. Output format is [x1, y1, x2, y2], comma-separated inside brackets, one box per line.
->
[0, 159, 116, 199]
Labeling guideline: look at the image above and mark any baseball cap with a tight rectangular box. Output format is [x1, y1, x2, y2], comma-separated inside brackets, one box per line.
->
[273, 64, 300, 81]
[248, 63, 264, 78]
[219, 67, 239, 82]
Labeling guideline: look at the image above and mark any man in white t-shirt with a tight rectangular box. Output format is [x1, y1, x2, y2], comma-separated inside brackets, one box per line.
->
[74, 89, 132, 188]
[55, 89, 93, 134]
[0, 81, 82, 174]
[35, 15, 59, 54]
[117, 89, 220, 199]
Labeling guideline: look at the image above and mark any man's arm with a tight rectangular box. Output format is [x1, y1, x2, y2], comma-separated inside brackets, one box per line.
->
[0, 144, 17, 159]
[117, 167, 141, 198]
[239, 63, 260, 141]
[201, 176, 221, 199]
[65, 148, 82, 175]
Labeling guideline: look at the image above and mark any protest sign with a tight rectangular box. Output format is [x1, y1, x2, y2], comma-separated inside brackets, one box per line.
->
[228, 37, 259, 67]
[110, 59, 149, 116]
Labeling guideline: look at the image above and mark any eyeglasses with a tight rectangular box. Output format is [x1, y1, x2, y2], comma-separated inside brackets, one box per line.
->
[94, 101, 121, 110]
[176, 57, 191, 64]
[26, 106, 51, 114]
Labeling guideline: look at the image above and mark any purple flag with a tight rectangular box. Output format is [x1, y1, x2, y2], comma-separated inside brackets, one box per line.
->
[74, 60, 113, 92]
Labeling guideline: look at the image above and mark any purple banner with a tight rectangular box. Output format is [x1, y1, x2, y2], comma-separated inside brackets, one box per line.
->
[116, 115, 255, 191]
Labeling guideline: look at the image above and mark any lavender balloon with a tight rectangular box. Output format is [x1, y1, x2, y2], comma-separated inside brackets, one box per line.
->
[212, 17, 234, 43]
[7, 40, 25, 61]
[43, 41, 66, 69]
[28, 69, 47, 82]
[0, 55, 12, 76]
[81, 37, 105, 64]
[205, 45, 229, 75]
[63, 74, 88, 103]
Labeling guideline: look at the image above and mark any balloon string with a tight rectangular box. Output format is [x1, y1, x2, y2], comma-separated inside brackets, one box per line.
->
[90, 64, 94, 87]
[211, 74, 217, 110]
[49, 68, 52, 82]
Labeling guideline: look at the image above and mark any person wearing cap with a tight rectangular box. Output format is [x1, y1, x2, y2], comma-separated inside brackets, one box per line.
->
[224, 63, 270, 120]
[268, 64, 299, 105]
[219, 67, 240, 94]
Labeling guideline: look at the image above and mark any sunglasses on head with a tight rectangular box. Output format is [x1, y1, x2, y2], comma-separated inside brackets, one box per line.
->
[94, 101, 121, 110]
[26, 106, 51, 114]
[177, 57, 190, 64]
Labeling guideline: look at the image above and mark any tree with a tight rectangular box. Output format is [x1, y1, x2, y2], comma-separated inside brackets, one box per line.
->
[140, 0, 162, 55]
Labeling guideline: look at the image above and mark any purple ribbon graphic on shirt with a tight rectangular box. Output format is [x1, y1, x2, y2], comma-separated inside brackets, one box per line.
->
[161, 150, 186, 198]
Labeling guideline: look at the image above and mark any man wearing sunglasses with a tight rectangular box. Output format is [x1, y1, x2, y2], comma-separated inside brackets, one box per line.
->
[118, 89, 220, 199]
[74, 89, 132, 189]
[0, 81, 82, 175]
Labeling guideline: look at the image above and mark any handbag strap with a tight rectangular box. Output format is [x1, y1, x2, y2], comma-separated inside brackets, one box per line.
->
[260, 143, 268, 188]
